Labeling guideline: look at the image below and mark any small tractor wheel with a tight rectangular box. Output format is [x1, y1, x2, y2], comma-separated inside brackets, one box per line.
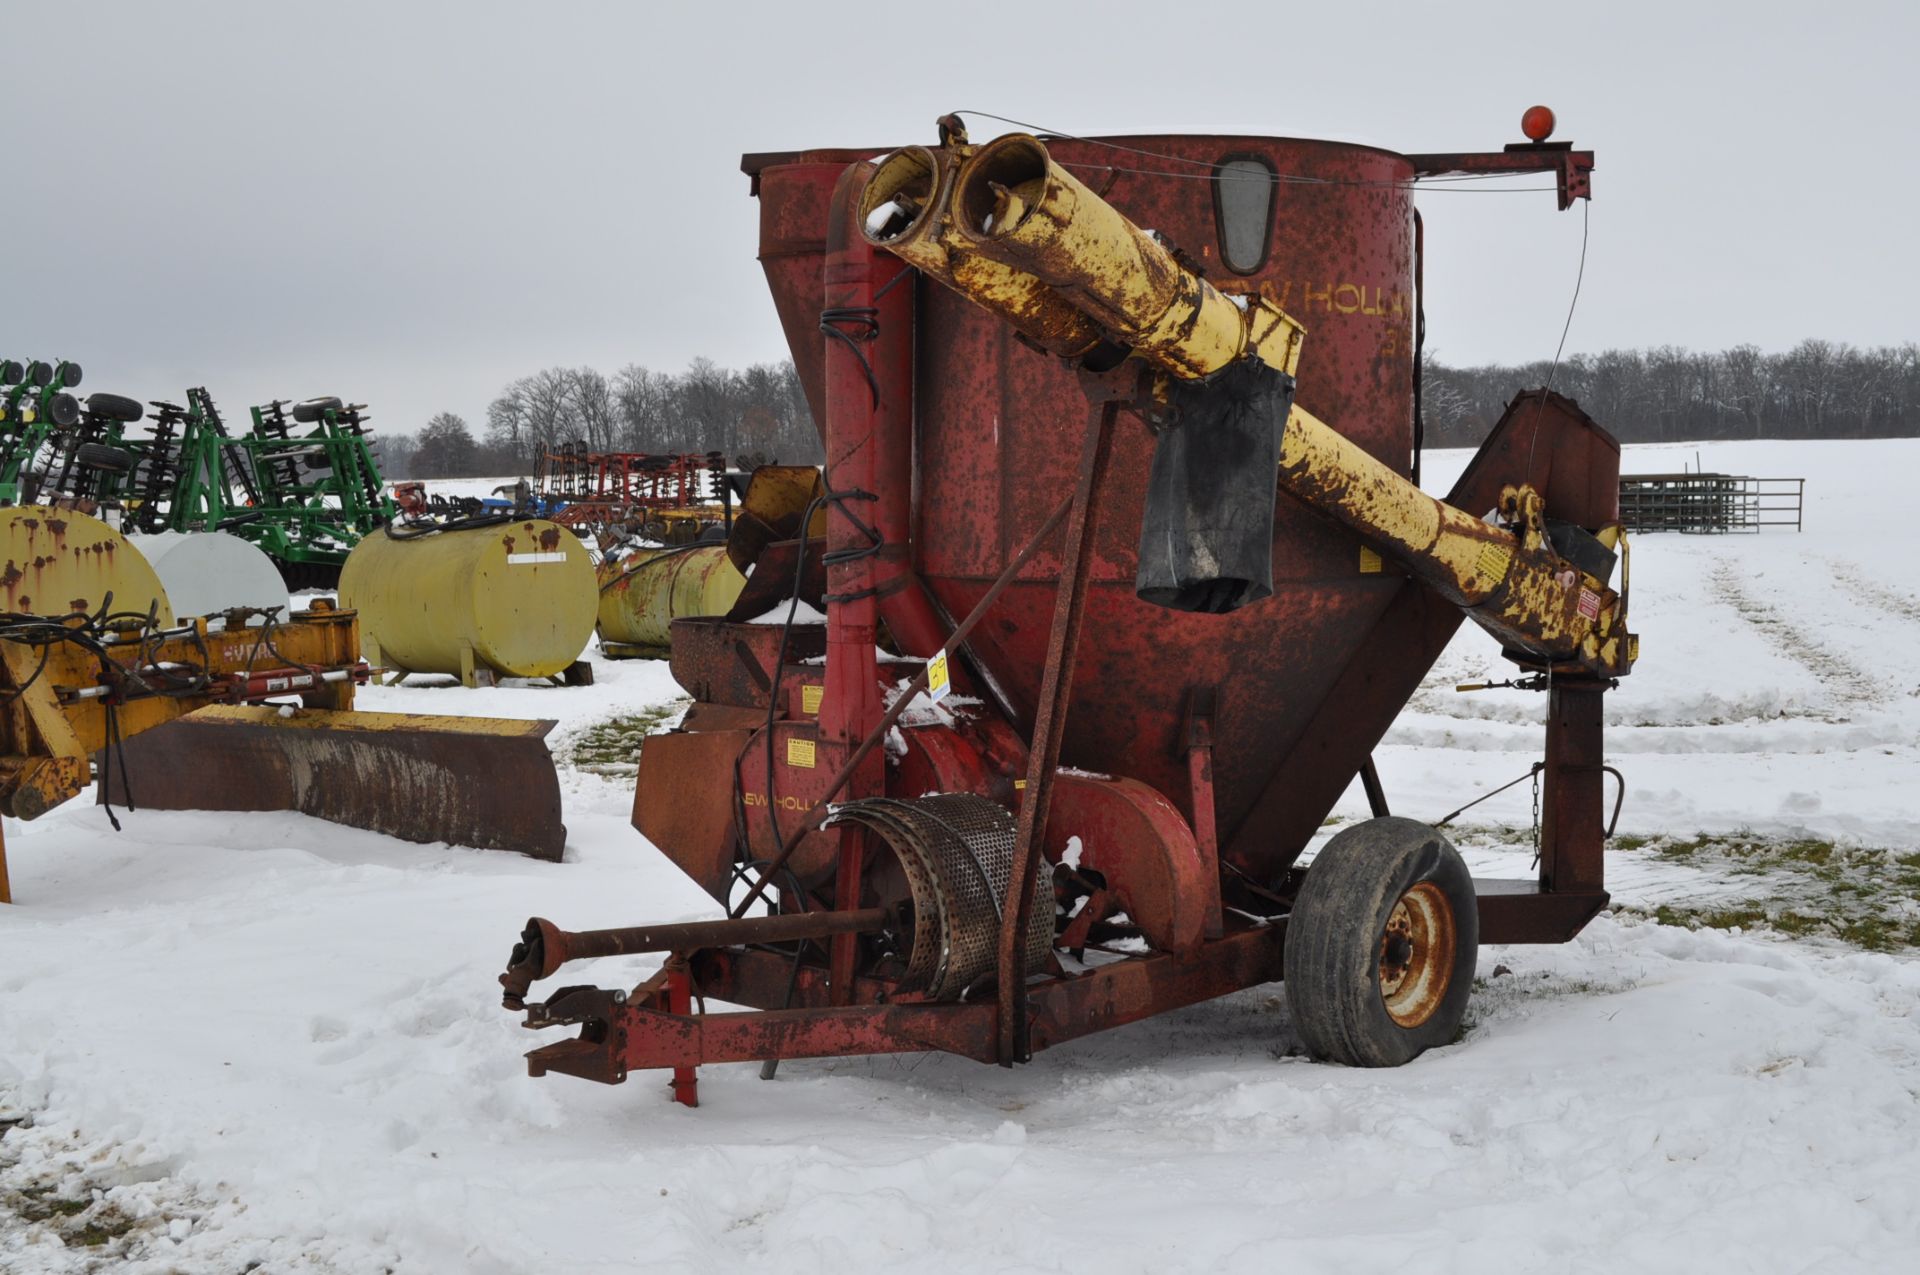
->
[1283, 817, 1478, 1068]
[85, 392, 145, 423]
[74, 443, 134, 474]
[46, 392, 81, 427]
[291, 396, 343, 423]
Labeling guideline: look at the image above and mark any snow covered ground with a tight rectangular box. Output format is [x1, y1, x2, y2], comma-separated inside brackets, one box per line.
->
[4, 439, 1919, 1272]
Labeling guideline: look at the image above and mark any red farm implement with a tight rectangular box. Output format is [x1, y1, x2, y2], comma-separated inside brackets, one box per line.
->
[500, 109, 1632, 1105]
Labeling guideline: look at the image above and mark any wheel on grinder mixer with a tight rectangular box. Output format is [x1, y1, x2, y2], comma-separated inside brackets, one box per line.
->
[1283, 817, 1478, 1067]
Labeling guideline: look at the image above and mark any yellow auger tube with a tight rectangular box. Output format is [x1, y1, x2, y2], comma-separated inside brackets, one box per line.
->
[952, 133, 1302, 379]
[859, 145, 1107, 360]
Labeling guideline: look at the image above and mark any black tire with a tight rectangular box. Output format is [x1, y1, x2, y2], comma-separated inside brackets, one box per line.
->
[74, 442, 134, 474]
[85, 392, 145, 423]
[25, 362, 52, 388]
[0, 360, 22, 385]
[291, 396, 343, 423]
[56, 362, 82, 388]
[1283, 817, 1478, 1068]
[277, 559, 341, 592]
[46, 392, 80, 427]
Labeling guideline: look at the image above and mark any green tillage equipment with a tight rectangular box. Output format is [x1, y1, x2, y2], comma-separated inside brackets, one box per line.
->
[233, 396, 393, 589]
[0, 358, 87, 504]
[122, 390, 395, 589]
[0, 366, 396, 588]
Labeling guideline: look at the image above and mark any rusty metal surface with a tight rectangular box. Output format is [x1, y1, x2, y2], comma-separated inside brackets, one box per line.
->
[1379, 881, 1455, 1028]
[1025, 921, 1287, 1052]
[520, 985, 999, 1084]
[1045, 771, 1210, 955]
[512, 920, 1291, 1085]
[667, 616, 825, 707]
[725, 466, 826, 576]
[999, 402, 1116, 1062]
[3, 603, 361, 825]
[632, 727, 753, 903]
[860, 142, 1106, 360]
[1475, 879, 1610, 944]
[596, 544, 744, 653]
[0, 506, 173, 623]
[1540, 682, 1609, 896]
[827, 795, 1050, 1000]
[104, 705, 568, 860]
[952, 134, 1296, 378]
[721, 537, 826, 625]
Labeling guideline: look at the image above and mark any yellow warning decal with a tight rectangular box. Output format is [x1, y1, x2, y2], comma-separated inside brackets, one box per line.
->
[927, 650, 952, 704]
[1358, 545, 1383, 574]
[801, 683, 823, 715]
[786, 737, 816, 769]
[1475, 542, 1512, 583]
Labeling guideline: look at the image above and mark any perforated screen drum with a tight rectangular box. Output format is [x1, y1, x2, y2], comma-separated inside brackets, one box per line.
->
[828, 794, 1052, 1000]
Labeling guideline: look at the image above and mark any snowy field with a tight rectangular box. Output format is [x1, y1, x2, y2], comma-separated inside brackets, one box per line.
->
[4, 439, 1920, 1272]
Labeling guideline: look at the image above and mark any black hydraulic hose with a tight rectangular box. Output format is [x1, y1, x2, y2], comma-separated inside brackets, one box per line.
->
[382, 511, 516, 541]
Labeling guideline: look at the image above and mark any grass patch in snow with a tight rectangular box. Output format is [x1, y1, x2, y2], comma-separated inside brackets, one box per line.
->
[568, 697, 691, 777]
[1617, 832, 1920, 952]
[1, 1123, 160, 1262]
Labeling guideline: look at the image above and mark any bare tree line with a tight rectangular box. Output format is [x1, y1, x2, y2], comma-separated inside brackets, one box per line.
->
[385, 339, 1920, 478]
[1423, 339, 1920, 449]
[388, 358, 819, 478]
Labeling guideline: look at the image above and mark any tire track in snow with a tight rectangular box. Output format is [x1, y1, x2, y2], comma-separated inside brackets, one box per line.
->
[1827, 559, 1920, 626]
[1707, 560, 1878, 714]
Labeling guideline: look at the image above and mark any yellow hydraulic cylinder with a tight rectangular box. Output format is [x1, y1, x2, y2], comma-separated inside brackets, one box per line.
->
[597, 544, 746, 657]
[339, 520, 597, 686]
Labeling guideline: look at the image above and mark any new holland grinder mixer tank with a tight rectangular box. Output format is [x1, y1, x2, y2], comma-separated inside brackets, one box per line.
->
[499, 110, 1635, 1104]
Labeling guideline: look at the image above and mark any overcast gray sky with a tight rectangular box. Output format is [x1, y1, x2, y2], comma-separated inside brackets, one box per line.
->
[10, 0, 1915, 441]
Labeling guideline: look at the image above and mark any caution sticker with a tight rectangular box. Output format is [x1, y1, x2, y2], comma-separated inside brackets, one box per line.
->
[1475, 542, 1512, 583]
[506, 552, 567, 565]
[1578, 589, 1601, 621]
[801, 683, 823, 715]
[1358, 545, 1383, 574]
[786, 737, 816, 769]
[927, 650, 953, 704]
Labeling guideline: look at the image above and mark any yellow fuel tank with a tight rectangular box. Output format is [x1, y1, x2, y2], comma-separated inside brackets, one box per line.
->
[339, 519, 596, 686]
[0, 506, 174, 623]
[597, 544, 745, 657]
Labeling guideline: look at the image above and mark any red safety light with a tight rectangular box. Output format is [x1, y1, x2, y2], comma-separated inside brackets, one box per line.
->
[1521, 104, 1556, 143]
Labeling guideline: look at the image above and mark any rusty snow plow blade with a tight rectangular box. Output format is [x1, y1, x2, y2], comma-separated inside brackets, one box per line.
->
[102, 705, 567, 860]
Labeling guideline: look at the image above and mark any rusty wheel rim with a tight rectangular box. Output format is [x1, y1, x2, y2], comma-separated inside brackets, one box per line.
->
[1377, 881, 1456, 1029]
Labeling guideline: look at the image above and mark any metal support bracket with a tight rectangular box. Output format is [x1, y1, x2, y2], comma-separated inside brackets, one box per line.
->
[997, 398, 1119, 1065]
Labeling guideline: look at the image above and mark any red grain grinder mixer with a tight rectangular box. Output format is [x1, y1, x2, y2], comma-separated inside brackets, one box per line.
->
[500, 110, 1633, 1104]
